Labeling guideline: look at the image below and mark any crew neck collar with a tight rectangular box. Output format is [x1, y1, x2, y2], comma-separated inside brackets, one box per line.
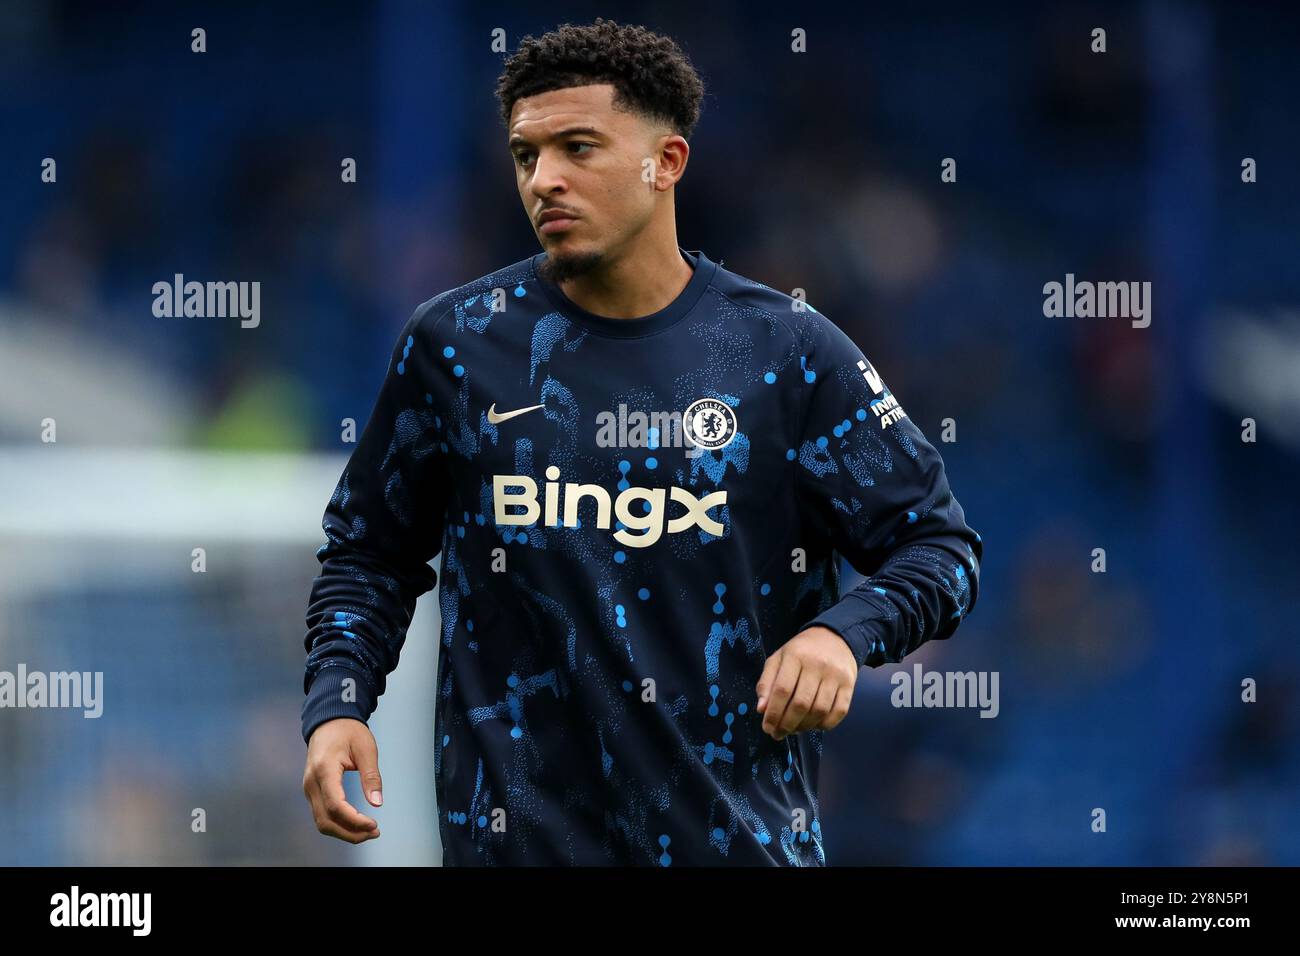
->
[530, 246, 716, 338]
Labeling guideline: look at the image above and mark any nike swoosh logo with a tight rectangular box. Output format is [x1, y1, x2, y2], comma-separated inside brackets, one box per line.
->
[487, 402, 545, 424]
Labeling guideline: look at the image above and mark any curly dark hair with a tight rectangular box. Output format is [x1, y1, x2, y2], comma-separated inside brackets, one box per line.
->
[495, 18, 705, 139]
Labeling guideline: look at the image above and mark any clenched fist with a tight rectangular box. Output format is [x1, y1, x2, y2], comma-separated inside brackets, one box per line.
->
[755, 626, 859, 740]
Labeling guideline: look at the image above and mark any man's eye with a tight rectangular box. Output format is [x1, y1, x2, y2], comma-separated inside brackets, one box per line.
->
[569, 142, 594, 155]
[514, 151, 534, 166]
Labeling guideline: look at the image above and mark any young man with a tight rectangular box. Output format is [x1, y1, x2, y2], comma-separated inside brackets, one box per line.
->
[301, 18, 981, 865]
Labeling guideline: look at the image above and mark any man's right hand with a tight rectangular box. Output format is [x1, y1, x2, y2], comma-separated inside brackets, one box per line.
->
[302, 718, 383, 843]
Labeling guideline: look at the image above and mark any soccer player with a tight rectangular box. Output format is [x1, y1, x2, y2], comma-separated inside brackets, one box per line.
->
[301, 18, 982, 865]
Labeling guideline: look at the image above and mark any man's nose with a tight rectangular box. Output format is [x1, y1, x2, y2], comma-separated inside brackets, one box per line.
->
[530, 150, 566, 197]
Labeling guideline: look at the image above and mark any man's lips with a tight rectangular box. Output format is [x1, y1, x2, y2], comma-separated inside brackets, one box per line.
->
[538, 209, 579, 234]
[539, 216, 577, 234]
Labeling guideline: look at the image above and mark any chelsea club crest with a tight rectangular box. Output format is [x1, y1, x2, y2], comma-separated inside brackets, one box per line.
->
[682, 398, 738, 450]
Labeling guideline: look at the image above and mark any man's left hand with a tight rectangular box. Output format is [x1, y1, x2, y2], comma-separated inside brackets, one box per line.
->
[755, 626, 859, 740]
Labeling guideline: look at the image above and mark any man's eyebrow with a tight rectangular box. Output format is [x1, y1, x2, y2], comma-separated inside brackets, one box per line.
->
[508, 126, 605, 149]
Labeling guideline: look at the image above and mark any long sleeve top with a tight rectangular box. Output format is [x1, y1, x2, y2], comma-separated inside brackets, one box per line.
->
[301, 247, 982, 865]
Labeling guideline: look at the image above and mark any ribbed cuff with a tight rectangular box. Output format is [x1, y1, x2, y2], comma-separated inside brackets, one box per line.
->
[301, 666, 377, 743]
[805, 592, 894, 669]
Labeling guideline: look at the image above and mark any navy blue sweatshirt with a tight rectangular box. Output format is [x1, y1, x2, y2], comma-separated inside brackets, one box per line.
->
[301, 247, 982, 865]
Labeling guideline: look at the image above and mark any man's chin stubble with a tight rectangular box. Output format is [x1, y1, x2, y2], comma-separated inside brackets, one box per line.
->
[537, 248, 604, 284]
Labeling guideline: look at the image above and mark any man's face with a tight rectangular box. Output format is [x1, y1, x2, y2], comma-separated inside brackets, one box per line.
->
[508, 83, 664, 280]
